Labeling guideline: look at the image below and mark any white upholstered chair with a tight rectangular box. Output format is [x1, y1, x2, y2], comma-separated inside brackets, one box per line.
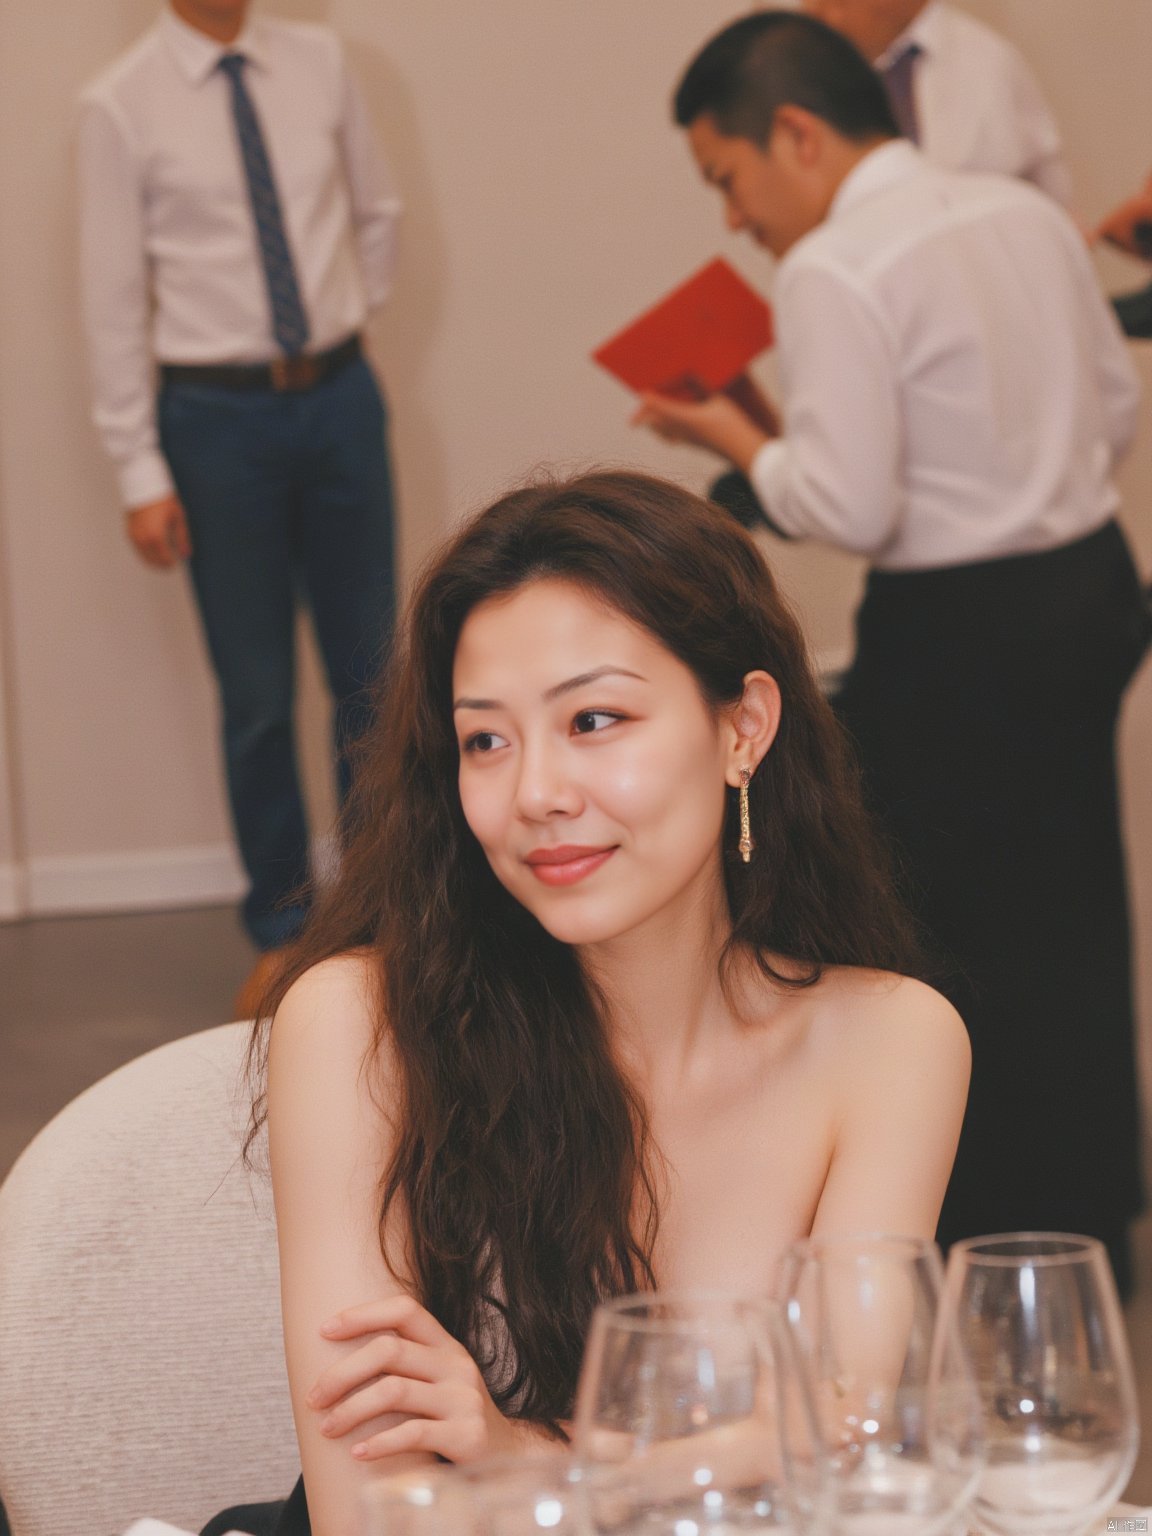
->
[0, 1023, 299, 1536]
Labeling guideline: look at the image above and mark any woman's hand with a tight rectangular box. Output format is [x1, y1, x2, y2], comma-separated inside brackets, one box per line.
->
[306, 1293, 524, 1464]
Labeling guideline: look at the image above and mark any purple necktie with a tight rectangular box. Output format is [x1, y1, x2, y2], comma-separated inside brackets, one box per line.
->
[882, 42, 922, 144]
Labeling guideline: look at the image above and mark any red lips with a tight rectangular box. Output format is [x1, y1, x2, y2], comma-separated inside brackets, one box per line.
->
[523, 845, 617, 887]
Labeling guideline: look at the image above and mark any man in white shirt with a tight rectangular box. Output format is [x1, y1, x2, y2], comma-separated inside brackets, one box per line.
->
[639, 11, 1149, 1291]
[79, 0, 401, 972]
[802, 0, 1072, 204]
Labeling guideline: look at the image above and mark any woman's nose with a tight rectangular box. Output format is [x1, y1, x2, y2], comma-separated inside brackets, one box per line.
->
[514, 738, 581, 819]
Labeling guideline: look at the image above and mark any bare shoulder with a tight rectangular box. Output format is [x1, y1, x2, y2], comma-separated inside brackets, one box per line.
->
[805, 967, 970, 1082]
[267, 951, 398, 1192]
[279, 948, 376, 1009]
[273, 950, 377, 1043]
[798, 970, 971, 1241]
[269, 949, 394, 1097]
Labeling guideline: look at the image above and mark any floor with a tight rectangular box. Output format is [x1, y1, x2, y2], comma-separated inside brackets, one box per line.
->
[0, 905, 254, 1177]
[2, 905, 1152, 1507]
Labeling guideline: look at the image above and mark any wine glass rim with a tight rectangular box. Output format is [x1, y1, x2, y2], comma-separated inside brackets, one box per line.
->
[361, 1467, 458, 1505]
[593, 1288, 780, 1332]
[949, 1231, 1105, 1265]
[454, 1449, 581, 1483]
[784, 1231, 940, 1262]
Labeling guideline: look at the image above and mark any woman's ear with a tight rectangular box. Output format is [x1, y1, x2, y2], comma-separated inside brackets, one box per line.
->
[725, 670, 781, 785]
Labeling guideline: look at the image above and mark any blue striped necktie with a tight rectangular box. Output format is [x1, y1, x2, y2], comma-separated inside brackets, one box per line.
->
[218, 52, 311, 356]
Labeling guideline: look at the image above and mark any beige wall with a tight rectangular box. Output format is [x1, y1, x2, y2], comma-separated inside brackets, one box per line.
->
[0, 3, 1150, 1051]
[0, 427, 23, 917]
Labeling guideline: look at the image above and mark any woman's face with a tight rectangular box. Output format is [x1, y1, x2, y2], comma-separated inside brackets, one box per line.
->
[452, 578, 736, 949]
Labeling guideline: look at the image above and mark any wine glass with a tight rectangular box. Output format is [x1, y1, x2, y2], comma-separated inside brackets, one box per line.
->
[456, 1451, 586, 1536]
[571, 1290, 824, 1533]
[777, 1233, 983, 1535]
[361, 1466, 474, 1536]
[943, 1232, 1139, 1536]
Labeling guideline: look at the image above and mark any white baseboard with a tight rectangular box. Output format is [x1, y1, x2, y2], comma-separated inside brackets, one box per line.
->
[0, 834, 338, 922]
[22, 843, 246, 919]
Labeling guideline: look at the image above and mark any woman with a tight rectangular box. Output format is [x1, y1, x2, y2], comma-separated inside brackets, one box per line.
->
[206, 471, 969, 1536]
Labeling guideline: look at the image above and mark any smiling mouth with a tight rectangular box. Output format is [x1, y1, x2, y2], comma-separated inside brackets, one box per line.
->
[524, 845, 617, 887]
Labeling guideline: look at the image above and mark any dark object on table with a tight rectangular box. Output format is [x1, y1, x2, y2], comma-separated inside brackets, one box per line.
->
[708, 469, 793, 539]
[1111, 280, 1152, 339]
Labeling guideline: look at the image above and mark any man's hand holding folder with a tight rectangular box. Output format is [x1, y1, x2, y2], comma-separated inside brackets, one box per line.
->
[632, 374, 779, 469]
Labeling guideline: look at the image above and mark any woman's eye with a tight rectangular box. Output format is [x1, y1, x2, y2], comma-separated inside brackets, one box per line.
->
[463, 730, 508, 755]
[572, 710, 622, 735]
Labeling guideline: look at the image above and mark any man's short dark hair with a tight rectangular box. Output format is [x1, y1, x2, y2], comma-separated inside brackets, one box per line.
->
[674, 11, 900, 144]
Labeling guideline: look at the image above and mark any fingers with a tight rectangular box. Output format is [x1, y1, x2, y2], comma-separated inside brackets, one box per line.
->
[650, 420, 689, 443]
[310, 1293, 501, 1465]
[319, 1375, 476, 1440]
[129, 524, 179, 568]
[348, 1396, 489, 1465]
[308, 1331, 439, 1409]
[134, 539, 176, 569]
[321, 1292, 451, 1349]
[629, 396, 667, 430]
[631, 393, 694, 442]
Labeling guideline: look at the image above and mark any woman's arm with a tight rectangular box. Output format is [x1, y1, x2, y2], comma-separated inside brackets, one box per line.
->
[809, 974, 971, 1242]
[268, 956, 526, 1536]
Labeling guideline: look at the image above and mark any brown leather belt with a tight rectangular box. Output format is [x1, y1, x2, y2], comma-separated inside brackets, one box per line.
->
[160, 334, 361, 393]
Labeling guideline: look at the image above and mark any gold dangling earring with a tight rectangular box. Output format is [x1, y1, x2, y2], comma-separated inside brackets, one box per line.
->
[738, 767, 754, 864]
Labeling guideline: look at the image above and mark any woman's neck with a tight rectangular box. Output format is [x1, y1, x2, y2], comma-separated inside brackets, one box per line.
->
[580, 881, 736, 1085]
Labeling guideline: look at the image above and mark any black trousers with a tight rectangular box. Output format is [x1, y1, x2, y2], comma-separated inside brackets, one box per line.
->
[835, 522, 1150, 1292]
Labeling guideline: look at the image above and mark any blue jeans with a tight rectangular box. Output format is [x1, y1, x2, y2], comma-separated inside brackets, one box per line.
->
[159, 355, 395, 949]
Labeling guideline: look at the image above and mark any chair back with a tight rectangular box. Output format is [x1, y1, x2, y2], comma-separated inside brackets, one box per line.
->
[0, 1023, 299, 1536]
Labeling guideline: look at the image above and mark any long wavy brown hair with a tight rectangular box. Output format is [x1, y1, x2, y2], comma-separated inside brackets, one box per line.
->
[250, 471, 923, 1433]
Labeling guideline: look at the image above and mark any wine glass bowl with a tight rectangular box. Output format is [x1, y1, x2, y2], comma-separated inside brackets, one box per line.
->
[456, 1452, 585, 1536]
[777, 1233, 982, 1535]
[572, 1291, 816, 1532]
[943, 1232, 1139, 1536]
[361, 1467, 473, 1536]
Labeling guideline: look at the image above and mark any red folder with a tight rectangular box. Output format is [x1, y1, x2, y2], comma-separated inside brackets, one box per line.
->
[593, 257, 773, 401]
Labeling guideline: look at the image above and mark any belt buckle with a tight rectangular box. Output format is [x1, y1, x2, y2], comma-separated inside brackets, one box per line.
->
[270, 354, 319, 392]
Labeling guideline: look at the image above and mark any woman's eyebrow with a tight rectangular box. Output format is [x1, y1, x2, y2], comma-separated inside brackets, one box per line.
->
[453, 666, 646, 712]
[543, 666, 646, 701]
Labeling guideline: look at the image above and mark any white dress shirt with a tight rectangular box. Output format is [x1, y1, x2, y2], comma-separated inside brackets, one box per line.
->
[878, 1, 1073, 207]
[78, 9, 402, 509]
[750, 142, 1139, 571]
